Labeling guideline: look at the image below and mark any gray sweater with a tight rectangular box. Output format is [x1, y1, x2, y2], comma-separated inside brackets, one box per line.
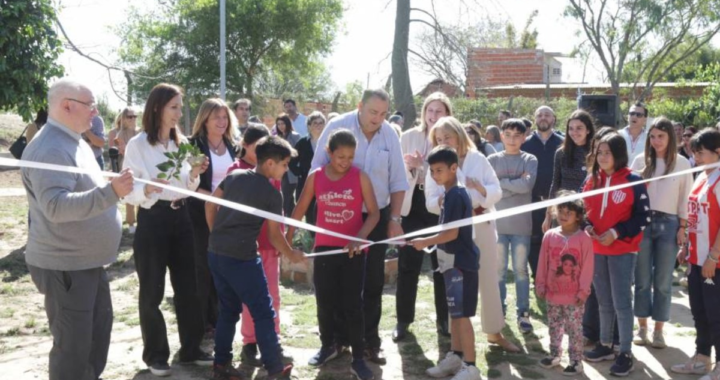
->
[21, 120, 122, 271]
[487, 151, 538, 236]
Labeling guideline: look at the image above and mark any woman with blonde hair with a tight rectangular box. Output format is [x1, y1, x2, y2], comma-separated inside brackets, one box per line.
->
[426, 116, 521, 355]
[109, 107, 139, 232]
[395, 92, 454, 341]
[188, 98, 239, 339]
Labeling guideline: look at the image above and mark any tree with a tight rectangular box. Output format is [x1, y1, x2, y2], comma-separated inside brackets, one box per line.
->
[410, 11, 539, 93]
[392, 0, 417, 129]
[0, 0, 64, 120]
[116, 0, 343, 104]
[566, 0, 720, 103]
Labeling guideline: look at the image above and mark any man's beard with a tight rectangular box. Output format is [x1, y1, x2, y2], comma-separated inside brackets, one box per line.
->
[536, 122, 553, 132]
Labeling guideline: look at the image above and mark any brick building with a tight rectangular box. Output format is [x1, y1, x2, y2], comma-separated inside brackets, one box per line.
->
[466, 48, 563, 97]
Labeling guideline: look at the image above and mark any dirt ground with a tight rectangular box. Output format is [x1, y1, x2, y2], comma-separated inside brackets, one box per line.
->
[0, 168, 705, 380]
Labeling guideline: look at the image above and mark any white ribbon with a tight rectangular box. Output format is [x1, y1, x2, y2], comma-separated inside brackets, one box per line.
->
[3, 157, 719, 258]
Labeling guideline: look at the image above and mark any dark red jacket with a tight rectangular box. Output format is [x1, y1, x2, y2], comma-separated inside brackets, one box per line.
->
[582, 167, 650, 255]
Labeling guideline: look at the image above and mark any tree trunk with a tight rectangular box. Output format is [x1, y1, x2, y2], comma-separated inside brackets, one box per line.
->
[391, 0, 416, 129]
[124, 70, 133, 106]
[331, 91, 341, 112]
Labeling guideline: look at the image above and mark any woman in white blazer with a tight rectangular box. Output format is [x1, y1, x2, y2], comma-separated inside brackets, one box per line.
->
[394, 93, 453, 341]
[425, 116, 520, 352]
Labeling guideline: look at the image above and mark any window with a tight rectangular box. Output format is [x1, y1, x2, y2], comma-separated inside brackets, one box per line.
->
[552, 68, 562, 76]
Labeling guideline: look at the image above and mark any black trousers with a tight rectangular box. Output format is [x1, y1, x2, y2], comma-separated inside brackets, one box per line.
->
[336, 206, 390, 349]
[188, 198, 218, 329]
[314, 246, 366, 359]
[688, 264, 720, 361]
[133, 202, 205, 365]
[28, 265, 113, 380]
[528, 200, 546, 279]
[281, 174, 297, 218]
[395, 185, 445, 326]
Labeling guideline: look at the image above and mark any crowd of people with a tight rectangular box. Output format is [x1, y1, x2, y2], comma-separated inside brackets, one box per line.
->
[18, 78, 720, 380]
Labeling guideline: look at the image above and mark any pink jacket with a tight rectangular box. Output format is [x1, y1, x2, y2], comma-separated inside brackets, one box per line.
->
[536, 227, 594, 306]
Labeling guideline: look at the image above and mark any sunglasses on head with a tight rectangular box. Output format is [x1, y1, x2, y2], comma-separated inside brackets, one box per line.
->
[628, 112, 645, 117]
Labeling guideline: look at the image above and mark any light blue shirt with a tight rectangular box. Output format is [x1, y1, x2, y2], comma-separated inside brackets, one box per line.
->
[311, 110, 408, 209]
[291, 113, 308, 137]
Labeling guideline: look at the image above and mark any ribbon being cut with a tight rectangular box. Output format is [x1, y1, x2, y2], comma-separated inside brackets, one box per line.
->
[2, 156, 718, 257]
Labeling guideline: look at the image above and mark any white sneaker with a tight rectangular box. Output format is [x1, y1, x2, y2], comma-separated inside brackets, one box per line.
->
[427, 352, 463, 378]
[633, 327, 650, 346]
[128, 225, 136, 234]
[671, 353, 712, 375]
[148, 362, 171, 377]
[700, 363, 720, 380]
[451, 363, 481, 380]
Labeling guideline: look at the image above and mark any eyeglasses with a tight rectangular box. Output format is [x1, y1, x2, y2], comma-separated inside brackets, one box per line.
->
[66, 98, 97, 112]
[683, 133, 693, 138]
[628, 112, 645, 117]
[126, 115, 138, 119]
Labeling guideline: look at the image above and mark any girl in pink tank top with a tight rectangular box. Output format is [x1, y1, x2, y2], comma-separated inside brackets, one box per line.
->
[286, 129, 380, 375]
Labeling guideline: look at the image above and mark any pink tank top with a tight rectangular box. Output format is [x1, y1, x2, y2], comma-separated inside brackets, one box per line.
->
[314, 165, 364, 248]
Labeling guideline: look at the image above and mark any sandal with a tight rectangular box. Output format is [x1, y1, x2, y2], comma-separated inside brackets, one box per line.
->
[487, 334, 521, 353]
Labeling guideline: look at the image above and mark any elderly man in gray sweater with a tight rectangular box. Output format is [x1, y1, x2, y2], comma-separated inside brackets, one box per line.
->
[21, 78, 134, 380]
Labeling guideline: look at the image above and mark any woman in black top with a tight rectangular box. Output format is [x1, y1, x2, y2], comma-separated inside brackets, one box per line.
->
[188, 98, 239, 336]
[543, 109, 595, 232]
[289, 111, 325, 226]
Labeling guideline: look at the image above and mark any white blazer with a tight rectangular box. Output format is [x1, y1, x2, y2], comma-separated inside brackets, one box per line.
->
[400, 127, 433, 216]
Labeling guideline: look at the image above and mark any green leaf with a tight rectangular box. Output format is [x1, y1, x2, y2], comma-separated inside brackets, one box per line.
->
[157, 172, 167, 179]
[164, 152, 174, 159]
[156, 161, 173, 172]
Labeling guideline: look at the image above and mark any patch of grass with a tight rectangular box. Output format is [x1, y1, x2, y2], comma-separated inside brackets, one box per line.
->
[116, 276, 139, 292]
[0, 307, 15, 318]
[24, 317, 35, 329]
[3, 327, 20, 337]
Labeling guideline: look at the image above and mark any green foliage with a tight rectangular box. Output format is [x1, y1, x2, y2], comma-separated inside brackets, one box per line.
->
[448, 96, 579, 132]
[117, 0, 343, 106]
[156, 142, 204, 180]
[96, 96, 117, 130]
[0, 0, 64, 121]
[648, 63, 720, 127]
[565, 0, 720, 101]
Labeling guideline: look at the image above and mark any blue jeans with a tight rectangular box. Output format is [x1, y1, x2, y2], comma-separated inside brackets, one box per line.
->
[594, 253, 637, 353]
[634, 213, 679, 322]
[96, 155, 104, 170]
[208, 252, 282, 372]
[497, 234, 530, 317]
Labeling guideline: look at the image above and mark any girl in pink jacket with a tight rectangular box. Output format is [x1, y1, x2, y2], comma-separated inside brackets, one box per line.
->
[536, 191, 594, 376]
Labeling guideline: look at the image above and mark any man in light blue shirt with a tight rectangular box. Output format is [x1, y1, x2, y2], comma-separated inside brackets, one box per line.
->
[284, 99, 308, 137]
[310, 89, 408, 364]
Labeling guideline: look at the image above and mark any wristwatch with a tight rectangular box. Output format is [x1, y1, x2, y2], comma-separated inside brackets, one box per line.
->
[390, 216, 402, 224]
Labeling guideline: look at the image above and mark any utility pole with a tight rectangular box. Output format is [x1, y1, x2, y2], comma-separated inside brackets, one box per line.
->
[219, 0, 227, 100]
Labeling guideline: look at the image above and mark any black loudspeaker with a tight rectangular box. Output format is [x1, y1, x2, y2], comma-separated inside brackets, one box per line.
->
[577, 95, 618, 128]
[109, 147, 120, 173]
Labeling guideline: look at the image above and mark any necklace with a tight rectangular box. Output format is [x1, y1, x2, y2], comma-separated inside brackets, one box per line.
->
[208, 138, 224, 154]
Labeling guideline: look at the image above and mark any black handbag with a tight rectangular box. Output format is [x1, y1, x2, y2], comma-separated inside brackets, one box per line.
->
[9, 125, 30, 159]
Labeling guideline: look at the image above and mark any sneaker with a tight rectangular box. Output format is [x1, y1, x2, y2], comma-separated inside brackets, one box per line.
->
[610, 352, 634, 377]
[583, 337, 596, 347]
[128, 225, 136, 234]
[148, 362, 171, 377]
[426, 352, 463, 378]
[451, 363, 481, 380]
[240, 344, 262, 367]
[539, 356, 561, 369]
[680, 276, 689, 288]
[563, 361, 583, 376]
[651, 330, 666, 349]
[671, 353, 712, 374]
[700, 363, 720, 380]
[181, 351, 213, 366]
[584, 343, 615, 362]
[308, 346, 338, 367]
[212, 362, 247, 380]
[364, 347, 387, 365]
[351, 359, 375, 380]
[633, 327, 650, 346]
[518, 312, 533, 334]
[267, 363, 293, 380]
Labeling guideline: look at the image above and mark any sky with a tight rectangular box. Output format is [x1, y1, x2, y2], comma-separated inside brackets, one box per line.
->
[55, 0, 602, 109]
